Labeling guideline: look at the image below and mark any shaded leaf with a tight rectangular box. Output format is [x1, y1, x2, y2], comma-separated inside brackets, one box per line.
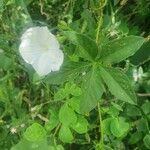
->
[59, 125, 73, 143]
[45, 60, 89, 84]
[100, 66, 137, 104]
[59, 104, 77, 126]
[80, 66, 105, 113]
[100, 36, 145, 64]
[64, 31, 98, 60]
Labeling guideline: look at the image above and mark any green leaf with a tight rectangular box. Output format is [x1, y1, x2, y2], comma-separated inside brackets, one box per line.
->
[64, 31, 98, 60]
[100, 66, 137, 105]
[24, 123, 46, 142]
[68, 97, 80, 113]
[125, 105, 141, 117]
[59, 104, 77, 126]
[45, 60, 89, 84]
[111, 102, 123, 111]
[45, 109, 59, 132]
[103, 118, 113, 135]
[100, 36, 145, 64]
[110, 117, 130, 138]
[128, 132, 143, 144]
[130, 41, 150, 65]
[143, 134, 150, 149]
[80, 66, 105, 113]
[141, 101, 150, 115]
[59, 125, 73, 143]
[136, 118, 149, 133]
[49, 145, 64, 150]
[11, 139, 51, 150]
[71, 116, 88, 134]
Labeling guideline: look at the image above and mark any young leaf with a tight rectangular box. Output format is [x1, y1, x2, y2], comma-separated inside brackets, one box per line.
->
[45, 60, 89, 84]
[59, 104, 77, 126]
[24, 123, 46, 142]
[64, 31, 98, 60]
[128, 132, 143, 144]
[71, 116, 88, 134]
[100, 36, 145, 64]
[110, 117, 130, 138]
[100, 66, 137, 105]
[59, 125, 73, 143]
[80, 66, 105, 113]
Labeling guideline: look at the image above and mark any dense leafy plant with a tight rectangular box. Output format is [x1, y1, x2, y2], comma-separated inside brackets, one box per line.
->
[0, 0, 150, 150]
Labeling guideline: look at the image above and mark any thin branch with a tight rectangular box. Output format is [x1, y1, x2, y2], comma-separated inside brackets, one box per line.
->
[137, 93, 150, 97]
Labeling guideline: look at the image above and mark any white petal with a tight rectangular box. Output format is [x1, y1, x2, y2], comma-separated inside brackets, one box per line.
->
[32, 49, 64, 76]
[19, 26, 64, 76]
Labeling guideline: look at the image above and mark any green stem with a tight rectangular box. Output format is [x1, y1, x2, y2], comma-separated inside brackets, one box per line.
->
[98, 102, 104, 150]
[96, 0, 107, 44]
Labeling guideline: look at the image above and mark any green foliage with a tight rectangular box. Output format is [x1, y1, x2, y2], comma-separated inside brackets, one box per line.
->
[100, 36, 145, 64]
[0, 0, 149, 150]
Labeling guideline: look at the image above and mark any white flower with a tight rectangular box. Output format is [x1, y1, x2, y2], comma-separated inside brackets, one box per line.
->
[19, 26, 64, 76]
[10, 127, 17, 134]
[133, 67, 143, 82]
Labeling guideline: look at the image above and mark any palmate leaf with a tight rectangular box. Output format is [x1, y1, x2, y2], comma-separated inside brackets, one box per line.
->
[100, 36, 145, 64]
[63, 31, 98, 61]
[100, 66, 137, 105]
[80, 66, 105, 113]
[45, 60, 89, 84]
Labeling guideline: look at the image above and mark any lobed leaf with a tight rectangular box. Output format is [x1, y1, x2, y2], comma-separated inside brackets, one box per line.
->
[100, 36, 145, 64]
[64, 31, 98, 60]
[100, 66, 137, 104]
[80, 66, 105, 113]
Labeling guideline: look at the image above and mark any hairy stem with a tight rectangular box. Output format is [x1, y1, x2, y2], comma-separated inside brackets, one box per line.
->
[98, 102, 104, 150]
[96, 0, 107, 44]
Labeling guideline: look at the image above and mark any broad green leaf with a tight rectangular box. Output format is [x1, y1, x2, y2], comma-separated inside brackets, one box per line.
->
[143, 134, 150, 149]
[59, 125, 73, 143]
[45, 60, 89, 84]
[64, 31, 98, 60]
[125, 105, 141, 117]
[130, 41, 150, 65]
[71, 116, 88, 134]
[100, 66, 137, 105]
[24, 123, 46, 142]
[128, 132, 143, 144]
[80, 66, 105, 113]
[110, 117, 130, 137]
[141, 101, 150, 115]
[136, 118, 149, 133]
[11, 139, 51, 150]
[59, 104, 77, 126]
[100, 36, 145, 64]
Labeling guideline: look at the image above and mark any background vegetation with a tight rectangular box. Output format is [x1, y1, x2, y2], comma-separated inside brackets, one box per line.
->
[0, 0, 150, 150]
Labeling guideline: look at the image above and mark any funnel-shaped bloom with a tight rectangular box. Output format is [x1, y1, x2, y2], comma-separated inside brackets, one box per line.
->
[19, 26, 64, 76]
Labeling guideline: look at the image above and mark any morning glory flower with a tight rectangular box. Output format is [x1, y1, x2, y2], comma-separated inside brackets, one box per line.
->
[19, 26, 64, 76]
